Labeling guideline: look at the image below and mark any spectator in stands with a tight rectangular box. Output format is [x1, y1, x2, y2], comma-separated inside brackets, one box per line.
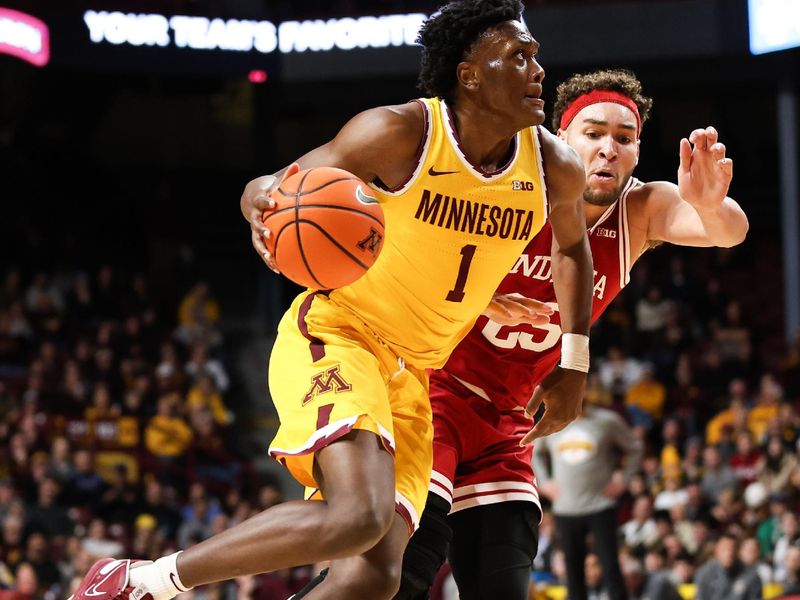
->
[81, 518, 124, 559]
[729, 431, 763, 486]
[694, 534, 761, 600]
[739, 537, 773, 586]
[144, 393, 193, 480]
[621, 496, 659, 553]
[773, 512, 800, 583]
[23, 530, 60, 592]
[756, 436, 797, 494]
[0, 562, 38, 600]
[186, 375, 232, 426]
[184, 343, 228, 393]
[584, 553, 607, 600]
[635, 286, 673, 349]
[620, 552, 681, 600]
[654, 475, 689, 511]
[598, 347, 645, 399]
[701, 446, 738, 503]
[780, 546, 800, 593]
[625, 367, 666, 429]
[65, 450, 105, 510]
[155, 342, 186, 394]
[176, 282, 221, 348]
[177, 494, 212, 550]
[749, 375, 782, 443]
[26, 477, 73, 538]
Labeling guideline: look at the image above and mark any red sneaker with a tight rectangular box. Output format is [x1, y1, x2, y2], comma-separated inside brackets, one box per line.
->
[70, 559, 154, 600]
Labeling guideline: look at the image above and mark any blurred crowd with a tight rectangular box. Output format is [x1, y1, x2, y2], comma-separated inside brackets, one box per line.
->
[523, 243, 800, 600]
[3, 238, 799, 600]
[0, 266, 312, 600]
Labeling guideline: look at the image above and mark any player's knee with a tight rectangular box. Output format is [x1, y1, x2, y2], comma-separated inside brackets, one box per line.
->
[331, 557, 403, 600]
[333, 499, 395, 552]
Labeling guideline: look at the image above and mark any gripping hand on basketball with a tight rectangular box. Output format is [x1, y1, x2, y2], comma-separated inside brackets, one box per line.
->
[484, 293, 554, 326]
[678, 126, 732, 212]
[520, 367, 586, 445]
[241, 163, 301, 273]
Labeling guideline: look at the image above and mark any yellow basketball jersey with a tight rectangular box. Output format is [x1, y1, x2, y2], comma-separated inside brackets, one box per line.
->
[329, 97, 548, 368]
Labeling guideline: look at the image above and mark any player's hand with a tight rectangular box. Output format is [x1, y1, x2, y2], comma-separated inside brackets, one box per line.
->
[520, 367, 586, 445]
[677, 126, 733, 212]
[484, 293, 554, 326]
[240, 163, 301, 273]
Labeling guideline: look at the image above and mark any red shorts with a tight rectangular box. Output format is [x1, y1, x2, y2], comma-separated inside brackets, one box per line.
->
[428, 371, 541, 514]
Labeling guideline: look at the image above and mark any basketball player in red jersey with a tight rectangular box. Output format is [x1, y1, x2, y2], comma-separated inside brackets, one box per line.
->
[71, 3, 594, 600]
[395, 69, 748, 600]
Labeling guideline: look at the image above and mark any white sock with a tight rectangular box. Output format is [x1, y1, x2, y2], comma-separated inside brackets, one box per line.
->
[129, 552, 193, 600]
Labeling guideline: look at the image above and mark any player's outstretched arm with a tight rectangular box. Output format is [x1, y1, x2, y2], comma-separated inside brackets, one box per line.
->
[240, 103, 425, 271]
[643, 126, 748, 248]
[521, 129, 593, 445]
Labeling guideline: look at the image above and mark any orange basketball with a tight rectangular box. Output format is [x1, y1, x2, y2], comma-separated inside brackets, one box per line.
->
[262, 167, 385, 289]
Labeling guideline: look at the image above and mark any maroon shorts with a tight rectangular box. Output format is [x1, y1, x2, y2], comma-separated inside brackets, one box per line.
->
[428, 371, 541, 514]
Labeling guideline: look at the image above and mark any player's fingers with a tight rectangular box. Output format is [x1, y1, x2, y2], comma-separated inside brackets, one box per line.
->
[705, 126, 718, 145]
[526, 314, 552, 326]
[718, 157, 733, 178]
[251, 231, 279, 273]
[279, 162, 301, 185]
[525, 385, 544, 420]
[679, 138, 692, 172]
[688, 129, 706, 149]
[710, 142, 726, 160]
[517, 297, 555, 314]
[252, 196, 276, 212]
[249, 209, 272, 240]
[520, 416, 554, 445]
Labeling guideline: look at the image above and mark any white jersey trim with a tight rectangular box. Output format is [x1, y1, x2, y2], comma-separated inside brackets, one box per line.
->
[617, 177, 639, 288]
[396, 491, 420, 532]
[440, 99, 520, 183]
[450, 480, 542, 515]
[533, 126, 549, 217]
[368, 99, 433, 197]
[268, 415, 396, 458]
[429, 471, 454, 505]
[451, 375, 491, 402]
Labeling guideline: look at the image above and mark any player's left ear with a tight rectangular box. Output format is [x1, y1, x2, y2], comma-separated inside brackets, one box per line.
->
[635, 138, 641, 165]
[457, 61, 479, 91]
[557, 128, 567, 141]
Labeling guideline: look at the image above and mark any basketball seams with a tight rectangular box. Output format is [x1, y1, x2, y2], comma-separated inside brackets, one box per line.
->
[293, 169, 326, 289]
[297, 219, 371, 270]
[273, 220, 322, 289]
[277, 176, 361, 197]
[262, 204, 384, 228]
[263, 166, 385, 289]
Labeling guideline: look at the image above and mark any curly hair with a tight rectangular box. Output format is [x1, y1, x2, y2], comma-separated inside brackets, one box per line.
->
[417, 0, 524, 101]
[551, 69, 654, 132]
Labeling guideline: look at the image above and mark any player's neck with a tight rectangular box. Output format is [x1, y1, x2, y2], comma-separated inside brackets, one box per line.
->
[583, 203, 609, 228]
[449, 102, 519, 171]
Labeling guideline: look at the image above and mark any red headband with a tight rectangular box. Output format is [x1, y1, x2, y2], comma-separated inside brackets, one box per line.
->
[559, 90, 641, 136]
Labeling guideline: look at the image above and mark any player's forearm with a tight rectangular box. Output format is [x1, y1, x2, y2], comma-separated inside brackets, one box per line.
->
[693, 197, 749, 247]
[551, 236, 592, 336]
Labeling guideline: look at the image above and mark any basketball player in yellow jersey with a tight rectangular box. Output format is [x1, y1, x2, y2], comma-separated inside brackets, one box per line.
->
[70, 2, 592, 600]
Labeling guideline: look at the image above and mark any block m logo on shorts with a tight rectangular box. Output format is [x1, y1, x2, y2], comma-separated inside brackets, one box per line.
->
[302, 365, 353, 406]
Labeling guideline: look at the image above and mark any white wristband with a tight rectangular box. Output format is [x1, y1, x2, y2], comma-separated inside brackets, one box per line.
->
[560, 333, 590, 373]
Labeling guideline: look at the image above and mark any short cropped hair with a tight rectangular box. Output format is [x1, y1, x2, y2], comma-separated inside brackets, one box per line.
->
[417, 0, 524, 101]
[552, 69, 654, 132]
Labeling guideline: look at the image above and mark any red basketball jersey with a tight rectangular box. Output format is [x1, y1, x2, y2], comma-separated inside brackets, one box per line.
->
[438, 177, 641, 412]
